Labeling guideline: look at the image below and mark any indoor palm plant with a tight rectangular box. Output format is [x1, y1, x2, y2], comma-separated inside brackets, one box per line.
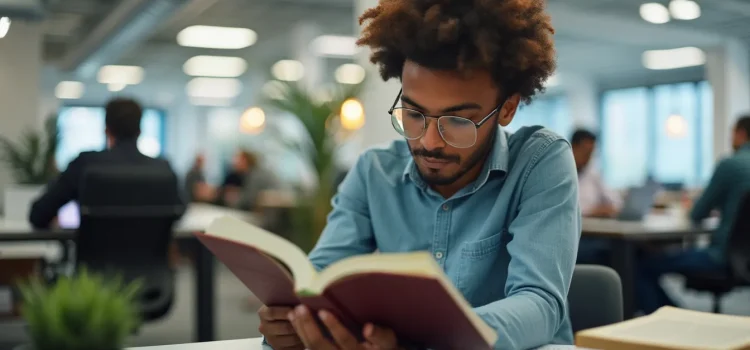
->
[265, 81, 363, 252]
[17, 270, 142, 350]
[0, 115, 59, 185]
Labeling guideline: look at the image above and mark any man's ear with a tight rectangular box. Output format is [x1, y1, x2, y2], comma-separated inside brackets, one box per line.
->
[498, 94, 521, 127]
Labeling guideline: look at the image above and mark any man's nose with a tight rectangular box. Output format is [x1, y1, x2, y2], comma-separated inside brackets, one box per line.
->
[420, 118, 446, 150]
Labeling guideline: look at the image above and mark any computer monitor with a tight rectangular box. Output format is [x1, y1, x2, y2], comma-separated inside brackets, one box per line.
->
[57, 201, 80, 229]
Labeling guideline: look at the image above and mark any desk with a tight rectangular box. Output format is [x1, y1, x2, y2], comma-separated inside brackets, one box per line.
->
[0, 203, 254, 343]
[582, 214, 716, 318]
[125, 338, 584, 350]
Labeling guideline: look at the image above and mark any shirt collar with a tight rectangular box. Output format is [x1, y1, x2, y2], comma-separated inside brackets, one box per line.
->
[402, 128, 510, 189]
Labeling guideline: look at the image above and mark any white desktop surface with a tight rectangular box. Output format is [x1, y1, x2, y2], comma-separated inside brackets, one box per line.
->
[125, 338, 586, 350]
[0, 203, 255, 260]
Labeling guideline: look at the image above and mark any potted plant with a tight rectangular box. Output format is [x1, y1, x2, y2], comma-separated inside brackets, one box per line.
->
[1, 116, 59, 219]
[15, 269, 142, 350]
[265, 82, 363, 252]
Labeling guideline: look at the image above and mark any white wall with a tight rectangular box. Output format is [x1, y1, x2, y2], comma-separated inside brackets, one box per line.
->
[706, 39, 750, 160]
[0, 21, 43, 203]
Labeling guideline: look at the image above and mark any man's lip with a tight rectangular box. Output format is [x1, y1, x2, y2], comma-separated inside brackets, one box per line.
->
[422, 157, 450, 164]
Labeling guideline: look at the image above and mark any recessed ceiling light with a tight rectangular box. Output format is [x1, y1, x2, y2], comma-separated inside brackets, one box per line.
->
[55, 81, 85, 100]
[186, 77, 242, 99]
[108, 83, 126, 92]
[640, 3, 670, 24]
[0, 17, 10, 39]
[97, 65, 144, 85]
[271, 60, 305, 81]
[177, 25, 257, 49]
[642, 46, 705, 70]
[669, 0, 700, 20]
[335, 64, 366, 85]
[183, 56, 247, 78]
[240, 107, 266, 134]
[310, 35, 358, 57]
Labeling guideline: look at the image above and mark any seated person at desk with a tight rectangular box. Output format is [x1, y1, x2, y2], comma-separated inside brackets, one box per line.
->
[28, 98, 183, 229]
[217, 150, 277, 211]
[185, 153, 214, 203]
[637, 116, 750, 314]
[572, 129, 621, 265]
[257, 1, 580, 349]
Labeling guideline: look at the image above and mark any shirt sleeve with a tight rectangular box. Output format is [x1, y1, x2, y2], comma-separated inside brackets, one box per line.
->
[474, 139, 580, 350]
[308, 152, 377, 271]
[690, 159, 730, 222]
[28, 154, 86, 229]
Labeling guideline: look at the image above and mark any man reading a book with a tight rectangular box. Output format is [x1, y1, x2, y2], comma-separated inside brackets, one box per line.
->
[258, 0, 580, 349]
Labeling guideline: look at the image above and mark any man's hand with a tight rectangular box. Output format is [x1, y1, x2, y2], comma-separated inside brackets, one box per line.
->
[288, 305, 401, 350]
[258, 306, 304, 350]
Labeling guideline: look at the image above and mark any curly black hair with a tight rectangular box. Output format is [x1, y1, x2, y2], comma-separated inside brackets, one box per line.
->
[357, 0, 556, 103]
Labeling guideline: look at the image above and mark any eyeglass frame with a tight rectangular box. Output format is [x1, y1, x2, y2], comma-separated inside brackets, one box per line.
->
[387, 89, 506, 148]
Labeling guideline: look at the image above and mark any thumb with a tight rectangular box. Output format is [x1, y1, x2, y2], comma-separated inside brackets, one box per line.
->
[363, 323, 399, 349]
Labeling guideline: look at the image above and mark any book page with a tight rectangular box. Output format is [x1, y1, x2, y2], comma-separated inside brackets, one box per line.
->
[590, 308, 750, 349]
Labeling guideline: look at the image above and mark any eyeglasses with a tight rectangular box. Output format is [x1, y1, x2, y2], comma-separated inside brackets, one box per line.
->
[388, 89, 502, 149]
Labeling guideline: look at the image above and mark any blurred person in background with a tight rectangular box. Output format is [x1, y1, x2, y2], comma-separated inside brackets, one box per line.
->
[218, 150, 278, 211]
[29, 98, 183, 228]
[572, 129, 621, 218]
[572, 129, 620, 265]
[184, 153, 214, 202]
[636, 116, 750, 314]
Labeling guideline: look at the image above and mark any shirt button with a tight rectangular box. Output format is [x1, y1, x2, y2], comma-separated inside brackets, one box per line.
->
[435, 251, 444, 259]
[442, 204, 450, 211]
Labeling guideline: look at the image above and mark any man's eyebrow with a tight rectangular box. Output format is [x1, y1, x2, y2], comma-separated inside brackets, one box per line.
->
[401, 95, 483, 114]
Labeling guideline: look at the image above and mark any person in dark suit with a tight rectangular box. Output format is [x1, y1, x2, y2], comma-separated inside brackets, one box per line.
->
[29, 98, 182, 229]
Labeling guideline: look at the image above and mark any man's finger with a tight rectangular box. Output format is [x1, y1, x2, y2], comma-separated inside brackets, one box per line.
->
[363, 323, 399, 349]
[319, 310, 359, 349]
[290, 305, 336, 350]
[260, 306, 295, 321]
[258, 320, 296, 335]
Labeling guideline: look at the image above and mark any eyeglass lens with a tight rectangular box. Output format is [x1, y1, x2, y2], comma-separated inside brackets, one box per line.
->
[391, 108, 478, 148]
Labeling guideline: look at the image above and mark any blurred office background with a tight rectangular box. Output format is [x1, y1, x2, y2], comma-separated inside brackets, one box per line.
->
[1, 0, 750, 348]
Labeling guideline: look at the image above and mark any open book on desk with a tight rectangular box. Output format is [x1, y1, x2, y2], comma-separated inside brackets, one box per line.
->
[195, 216, 497, 350]
[576, 306, 750, 350]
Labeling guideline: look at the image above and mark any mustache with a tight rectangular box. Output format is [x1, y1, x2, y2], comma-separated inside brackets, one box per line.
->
[411, 148, 460, 163]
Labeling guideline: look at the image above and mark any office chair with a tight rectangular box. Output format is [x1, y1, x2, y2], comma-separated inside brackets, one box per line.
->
[684, 192, 750, 313]
[74, 164, 185, 322]
[568, 264, 623, 333]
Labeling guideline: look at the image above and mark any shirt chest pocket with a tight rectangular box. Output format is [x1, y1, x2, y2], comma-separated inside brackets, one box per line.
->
[456, 231, 509, 305]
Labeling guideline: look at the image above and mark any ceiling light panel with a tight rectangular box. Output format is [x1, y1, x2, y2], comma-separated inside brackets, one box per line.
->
[642, 46, 705, 70]
[55, 81, 85, 99]
[669, 0, 701, 20]
[177, 25, 257, 49]
[97, 65, 144, 85]
[335, 64, 366, 84]
[0, 17, 10, 38]
[186, 77, 242, 99]
[183, 56, 247, 78]
[640, 3, 670, 24]
[271, 60, 305, 81]
[310, 35, 358, 57]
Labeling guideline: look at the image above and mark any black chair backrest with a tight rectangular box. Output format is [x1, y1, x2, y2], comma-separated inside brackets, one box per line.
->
[76, 164, 185, 270]
[568, 265, 623, 333]
[727, 192, 750, 283]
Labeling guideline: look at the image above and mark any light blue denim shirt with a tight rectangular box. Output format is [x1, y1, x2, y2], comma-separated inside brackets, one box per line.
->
[305, 126, 581, 350]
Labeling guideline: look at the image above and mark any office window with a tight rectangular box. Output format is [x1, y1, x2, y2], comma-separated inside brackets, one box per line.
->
[600, 81, 713, 189]
[601, 87, 650, 189]
[507, 95, 571, 138]
[56, 106, 166, 170]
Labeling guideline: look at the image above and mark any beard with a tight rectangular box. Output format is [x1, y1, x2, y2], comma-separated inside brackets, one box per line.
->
[408, 125, 497, 186]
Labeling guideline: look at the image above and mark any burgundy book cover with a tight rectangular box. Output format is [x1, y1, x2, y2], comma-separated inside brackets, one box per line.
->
[195, 233, 493, 350]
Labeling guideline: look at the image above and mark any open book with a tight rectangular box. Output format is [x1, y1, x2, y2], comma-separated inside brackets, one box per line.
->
[195, 216, 497, 350]
[576, 306, 750, 350]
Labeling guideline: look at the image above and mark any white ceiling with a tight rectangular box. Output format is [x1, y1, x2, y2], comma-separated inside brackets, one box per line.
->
[39, 0, 750, 107]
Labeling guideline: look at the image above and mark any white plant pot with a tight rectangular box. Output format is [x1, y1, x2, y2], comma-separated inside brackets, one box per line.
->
[4, 185, 44, 221]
